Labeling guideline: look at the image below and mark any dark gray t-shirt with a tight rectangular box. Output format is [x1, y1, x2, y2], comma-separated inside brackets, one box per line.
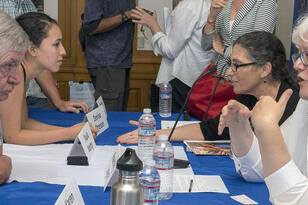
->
[83, 0, 135, 69]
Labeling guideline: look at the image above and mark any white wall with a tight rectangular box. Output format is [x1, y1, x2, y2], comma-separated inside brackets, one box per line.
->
[43, 0, 58, 21]
[276, 0, 294, 60]
[137, 0, 172, 50]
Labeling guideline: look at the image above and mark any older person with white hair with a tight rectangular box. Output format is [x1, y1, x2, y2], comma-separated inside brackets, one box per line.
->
[0, 11, 29, 184]
[218, 15, 308, 204]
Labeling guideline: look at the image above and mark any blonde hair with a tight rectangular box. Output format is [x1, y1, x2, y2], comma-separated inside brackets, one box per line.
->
[292, 15, 308, 48]
[0, 11, 29, 57]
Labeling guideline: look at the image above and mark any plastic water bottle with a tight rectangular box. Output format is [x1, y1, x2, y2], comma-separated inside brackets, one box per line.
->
[153, 135, 174, 200]
[159, 83, 172, 117]
[138, 108, 156, 162]
[139, 160, 160, 205]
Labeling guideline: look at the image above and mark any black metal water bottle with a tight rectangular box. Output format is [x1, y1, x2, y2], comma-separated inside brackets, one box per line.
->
[110, 148, 143, 205]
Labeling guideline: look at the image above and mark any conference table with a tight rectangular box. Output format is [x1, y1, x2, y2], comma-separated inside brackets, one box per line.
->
[0, 108, 271, 205]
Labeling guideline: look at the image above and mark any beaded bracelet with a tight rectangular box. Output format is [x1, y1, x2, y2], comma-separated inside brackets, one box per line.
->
[207, 18, 215, 26]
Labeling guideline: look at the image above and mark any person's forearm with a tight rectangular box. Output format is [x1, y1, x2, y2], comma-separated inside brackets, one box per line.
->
[4, 127, 74, 145]
[0, 156, 11, 184]
[148, 22, 162, 36]
[89, 9, 132, 35]
[23, 117, 62, 131]
[156, 123, 204, 141]
[256, 125, 291, 177]
[35, 70, 62, 108]
[203, 15, 216, 35]
[229, 120, 254, 157]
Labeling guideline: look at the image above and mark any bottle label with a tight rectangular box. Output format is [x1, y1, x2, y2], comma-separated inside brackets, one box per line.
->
[159, 92, 172, 99]
[140, 179, 160, 202]
[153, 152, 174, 170]
[139, 124, 155, 137]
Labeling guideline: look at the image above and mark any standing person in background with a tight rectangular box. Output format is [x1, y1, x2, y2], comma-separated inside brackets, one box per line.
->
[131, 0, 215, 112]
[0, 11, 29, 184]
[0, 0, 90, 113]
[202, 0, 277, 77]
[82, 0, 135, 111]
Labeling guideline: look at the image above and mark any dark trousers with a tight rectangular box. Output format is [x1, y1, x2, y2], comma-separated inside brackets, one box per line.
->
[88, 67, 130, 111]
[169, 78, 191, 113]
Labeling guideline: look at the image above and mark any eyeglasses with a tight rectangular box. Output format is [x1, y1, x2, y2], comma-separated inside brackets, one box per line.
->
[228, 62, 257, 72]
[292, 51, 308, 66]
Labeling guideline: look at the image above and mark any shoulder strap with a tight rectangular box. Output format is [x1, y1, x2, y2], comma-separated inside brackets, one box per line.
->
[20, 63, 27, 84]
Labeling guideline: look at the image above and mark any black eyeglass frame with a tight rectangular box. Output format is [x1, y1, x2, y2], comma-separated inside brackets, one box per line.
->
[292, 51, 308, 66]
[228, 62, 257, 72]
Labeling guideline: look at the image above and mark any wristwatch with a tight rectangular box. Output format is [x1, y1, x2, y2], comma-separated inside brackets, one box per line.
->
[121, 12, 128, 23]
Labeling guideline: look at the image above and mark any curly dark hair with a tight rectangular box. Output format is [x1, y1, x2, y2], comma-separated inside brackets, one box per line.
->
[16, 12, 57, 47]
[233, 31, 298, 89]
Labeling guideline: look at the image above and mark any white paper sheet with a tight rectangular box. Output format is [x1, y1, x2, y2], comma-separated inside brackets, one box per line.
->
[161, 120, 200, 129]
[231, 195, 258, 204]
[3, 144, 193, 186]
[172, 175, 229, 194]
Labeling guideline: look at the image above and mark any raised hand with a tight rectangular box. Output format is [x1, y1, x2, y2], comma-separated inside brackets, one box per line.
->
[131, 6, 158, 28]
[251, 89, 293, 134]
[218, 100, 251, 135]
[209, 0, 228, 19]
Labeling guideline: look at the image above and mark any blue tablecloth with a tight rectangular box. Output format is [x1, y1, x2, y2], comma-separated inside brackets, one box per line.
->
[0, 109, 270, 205]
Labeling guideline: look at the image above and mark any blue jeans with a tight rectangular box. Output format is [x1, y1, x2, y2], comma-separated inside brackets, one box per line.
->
[26, 96, 51, 109]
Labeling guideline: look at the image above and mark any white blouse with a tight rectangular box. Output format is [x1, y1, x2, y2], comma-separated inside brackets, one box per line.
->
[152, 0, 215, 87]
[233, 99, 308, 204]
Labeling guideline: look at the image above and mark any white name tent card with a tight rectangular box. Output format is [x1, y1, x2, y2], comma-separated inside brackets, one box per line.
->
[77, 122, 96, 161]
[96, 96, 107, 117]
[103, 145, 125, 191]
[55, 178, 85, 205]
[86, 106, 109, 135]
[67, 122, 96, 165]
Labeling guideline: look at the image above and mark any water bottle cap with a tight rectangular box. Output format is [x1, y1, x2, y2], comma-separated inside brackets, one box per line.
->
[143, 108, 151, 114]
[117, 148, 143, 171]
[144, 160, 156, 167]
[158, 135, 168, 141]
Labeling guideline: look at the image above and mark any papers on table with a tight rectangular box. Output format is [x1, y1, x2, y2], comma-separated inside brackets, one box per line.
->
[172, 175, 229, 194]
[4, 142, 230, 194]
[161, 120, 200, 129]
[4, 144, 193, 187]
[231, 195, 258, 204]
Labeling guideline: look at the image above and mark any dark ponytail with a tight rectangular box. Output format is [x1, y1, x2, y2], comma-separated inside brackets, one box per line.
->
[16, 12, 57, 47]
[234, 31, 298, 89]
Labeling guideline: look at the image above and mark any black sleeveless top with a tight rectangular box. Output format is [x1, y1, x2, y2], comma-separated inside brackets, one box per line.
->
[20, 63, 27, 83]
